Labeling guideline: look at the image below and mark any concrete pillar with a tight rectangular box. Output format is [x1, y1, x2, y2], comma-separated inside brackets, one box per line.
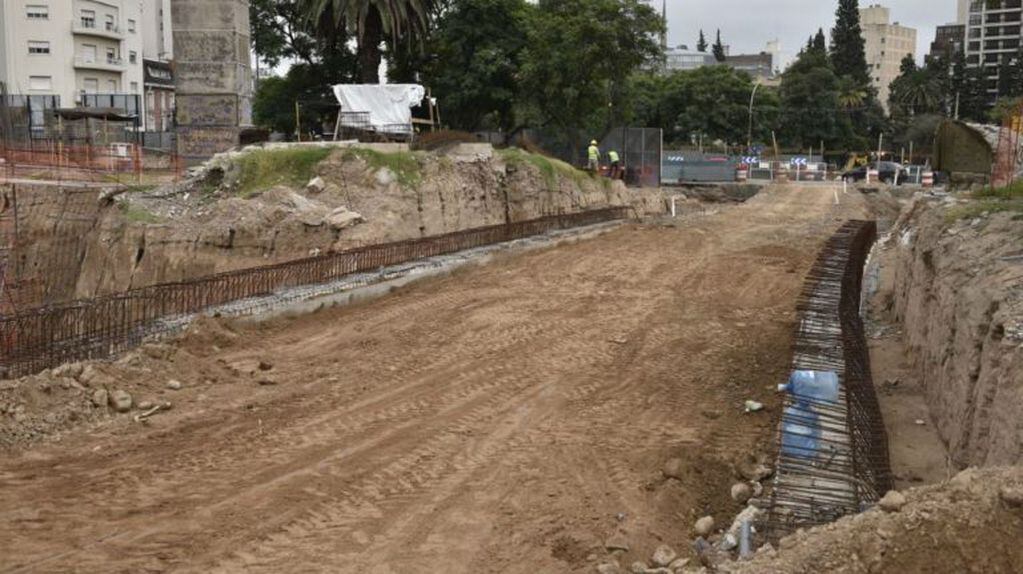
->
[171, 0, 252, 164]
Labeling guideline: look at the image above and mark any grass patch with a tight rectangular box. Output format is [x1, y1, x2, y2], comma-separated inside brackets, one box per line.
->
[117, 201, 162, 224]
[234, 147, 333, 197]
[341, 148, 422, 188]
[972, 180, 1023, 201]
[497, 148, 595, 192]
[946, 180, 1023, 222]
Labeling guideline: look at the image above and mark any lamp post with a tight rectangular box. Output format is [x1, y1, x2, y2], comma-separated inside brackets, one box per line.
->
[747, 81, 762, 151]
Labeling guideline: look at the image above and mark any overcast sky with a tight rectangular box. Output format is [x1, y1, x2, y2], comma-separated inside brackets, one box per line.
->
[663, 0, 958, 68]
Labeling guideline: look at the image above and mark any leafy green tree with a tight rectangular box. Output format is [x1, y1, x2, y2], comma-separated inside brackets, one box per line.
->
[712, 29, 727, 62]
[779, 43, 846, 149]
[830, 0, 869, 86]
[697, 30, 708, 53]
[519, 0, 663, 132]
[950, 51, 990, 122]
[997, 49, 1023, 99]
[253, 64, 344, 135]
[812, 28, 827, 55]
[889, 58, 944, 117]
[298, 0, 438, 83]
[421, 0, 532, 131]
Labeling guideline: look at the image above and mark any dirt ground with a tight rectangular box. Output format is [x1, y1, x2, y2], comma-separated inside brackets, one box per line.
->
[1, 185, 882, 573]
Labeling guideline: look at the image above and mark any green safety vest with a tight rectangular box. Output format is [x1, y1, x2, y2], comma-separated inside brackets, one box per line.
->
[608, 151, 620, 163]
[588, 145, 600, 160]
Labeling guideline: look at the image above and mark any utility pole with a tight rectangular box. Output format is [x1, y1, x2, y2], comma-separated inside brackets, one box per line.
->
[955, 92, 961, 120]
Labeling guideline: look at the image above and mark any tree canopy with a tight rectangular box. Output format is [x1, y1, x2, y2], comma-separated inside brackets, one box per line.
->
[712, 30, 727, 63]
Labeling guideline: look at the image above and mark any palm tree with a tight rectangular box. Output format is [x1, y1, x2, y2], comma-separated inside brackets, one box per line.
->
[299, 0, 436, 83]
[836, 77, 867, 110]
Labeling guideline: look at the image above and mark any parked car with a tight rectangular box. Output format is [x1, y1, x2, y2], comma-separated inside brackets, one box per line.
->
[841, 162, 909, 184]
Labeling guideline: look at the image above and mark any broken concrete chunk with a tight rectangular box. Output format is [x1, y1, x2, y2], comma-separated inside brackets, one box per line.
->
[90, 389, 109, 408]
[663, 457, 685, 480]
[651, 544, 677, 567]
[108, 390, 133, 413]
[694, 516, 715, 537]
[306, 176, 326, 194]
[879, 490, 906, 512]
[604, 534, 630, 552]
[326, 206, 365, 231]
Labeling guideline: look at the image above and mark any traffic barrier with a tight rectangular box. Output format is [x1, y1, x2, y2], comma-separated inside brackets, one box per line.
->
[921, 171, 934, 187]
[736, 167, 749, 182]
[866, 169, 879, 183]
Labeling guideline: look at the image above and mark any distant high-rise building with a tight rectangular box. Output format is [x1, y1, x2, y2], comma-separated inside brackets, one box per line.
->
[929, 24, 965, 62]
[963, 0, 1023, 104]
[859, 4, 917, 111]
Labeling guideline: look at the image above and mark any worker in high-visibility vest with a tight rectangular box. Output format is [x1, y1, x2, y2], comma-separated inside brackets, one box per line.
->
[587, 140, 601, 173]
[608, 150, 621, 179]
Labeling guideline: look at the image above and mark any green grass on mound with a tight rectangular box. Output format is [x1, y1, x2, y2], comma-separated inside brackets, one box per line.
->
[341, 148, 422, 188]
[234, 147, 333, 197]
[947, 181, 1023, 221]
[497, 148, 597, 192]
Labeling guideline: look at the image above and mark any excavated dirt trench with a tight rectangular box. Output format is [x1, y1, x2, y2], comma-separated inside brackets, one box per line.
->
[0, 185, 885, 573]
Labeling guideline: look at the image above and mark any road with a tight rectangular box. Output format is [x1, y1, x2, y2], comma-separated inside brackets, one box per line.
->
[0, 185, 878, 573]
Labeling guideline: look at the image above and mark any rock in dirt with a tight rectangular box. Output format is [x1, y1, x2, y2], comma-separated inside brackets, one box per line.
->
[605, 534, 631, 552]
[108, 390, 133, 413]
[137, 400, 155, 411]
[651, 545, 678, 567]
[258, 361, 274, 371]
[663, 457, 685, 480]
[326, 207, 365, 231]
[79, 364, 113, 387]
[166, 379, 183, 391]
[90, 389, 109, 408]
[879, 490, 907, 512]
[596, 562, 624, 574]
[999, 486, 1023, 508]
[694, 516, 715, 537]
[306, 176, 326, 194]
[257, 376, 278, 386]
[629, 562, 649, 573]
[668, 557, 691, 570]
[731, 482, 753, 504]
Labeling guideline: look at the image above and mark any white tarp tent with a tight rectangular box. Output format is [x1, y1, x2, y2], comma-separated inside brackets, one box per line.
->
[331, 84, 426, 136]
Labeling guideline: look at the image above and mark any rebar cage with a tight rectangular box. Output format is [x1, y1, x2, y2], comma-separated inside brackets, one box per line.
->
[0, 207, 630, 378]
[760, 220, 893, 543]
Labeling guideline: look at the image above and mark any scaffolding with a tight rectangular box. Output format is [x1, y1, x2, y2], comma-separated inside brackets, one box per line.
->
[991, 100, 1023, 189]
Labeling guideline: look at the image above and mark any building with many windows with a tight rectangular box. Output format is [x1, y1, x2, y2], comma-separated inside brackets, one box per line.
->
[929, 24, 965, 62]
[962, 0, 1023, 103]
[860, 4, 917, 112]
[0, 0, 173, 134]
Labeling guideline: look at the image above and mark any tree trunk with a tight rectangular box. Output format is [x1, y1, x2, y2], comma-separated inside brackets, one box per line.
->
[358, 10, 384, 84]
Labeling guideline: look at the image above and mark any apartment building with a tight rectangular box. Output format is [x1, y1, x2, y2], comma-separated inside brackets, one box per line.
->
[140, 0, 173, 133]
[860, 4, 917, 111]
[962, 0, 1023, 102]
[0, 0, 174, 133]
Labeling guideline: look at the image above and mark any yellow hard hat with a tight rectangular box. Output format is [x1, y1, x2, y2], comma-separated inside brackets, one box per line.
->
[590, 140, 598, 145]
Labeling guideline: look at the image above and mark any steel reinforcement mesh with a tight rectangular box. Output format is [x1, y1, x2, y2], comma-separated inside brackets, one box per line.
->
[760, 220, 892, 543]
[0, 207, 629, 378]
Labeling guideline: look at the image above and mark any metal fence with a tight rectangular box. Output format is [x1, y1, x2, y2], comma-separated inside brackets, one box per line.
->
[760, 220, 893, 543]
[0, 207, 630, 377]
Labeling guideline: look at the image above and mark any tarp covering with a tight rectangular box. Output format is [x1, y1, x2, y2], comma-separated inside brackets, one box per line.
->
[331, 84, 426, 134]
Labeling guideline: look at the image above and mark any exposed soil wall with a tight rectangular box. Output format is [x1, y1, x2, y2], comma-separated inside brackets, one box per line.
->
[10, 146, 665, 302]
[876, 198, 1023, 467]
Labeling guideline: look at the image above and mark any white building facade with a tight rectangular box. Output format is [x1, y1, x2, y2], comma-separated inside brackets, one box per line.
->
[0, 0, 173, 132]
[859, 4, 917, 111]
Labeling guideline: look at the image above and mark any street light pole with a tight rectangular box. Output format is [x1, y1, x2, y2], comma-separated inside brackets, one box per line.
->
[747, 81, 762, 151]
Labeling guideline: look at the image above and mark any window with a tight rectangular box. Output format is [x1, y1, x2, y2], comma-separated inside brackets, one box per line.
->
[129, 51, 137, 64]
[28, 76, 52, 91]
[80, 44, 97, 62]
[106, 48, 117, 63]
[28, 41, 50, 55]
[26, 5, 48, 19]
[131, 81, 139, 93]
[108, 79, 117, 92]
[83, 78, 99, 93]
[128, 19, 136, 33]
[81, 9, 95, 28]
[105, 14, 115, 31]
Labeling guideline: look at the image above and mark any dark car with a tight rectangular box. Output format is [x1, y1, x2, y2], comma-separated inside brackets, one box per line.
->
[842, 162, 909, 184]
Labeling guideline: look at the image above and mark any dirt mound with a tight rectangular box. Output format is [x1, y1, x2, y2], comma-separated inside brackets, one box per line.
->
[727, 467, 1023, 574]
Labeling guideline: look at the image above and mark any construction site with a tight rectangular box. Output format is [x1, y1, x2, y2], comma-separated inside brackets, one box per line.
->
[1, 0, 1023, 572]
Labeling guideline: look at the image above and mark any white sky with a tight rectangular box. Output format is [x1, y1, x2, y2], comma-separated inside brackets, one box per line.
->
[663, 0, 958, 68]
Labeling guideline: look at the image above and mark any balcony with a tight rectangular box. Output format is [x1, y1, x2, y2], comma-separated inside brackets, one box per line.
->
[74, 56, 125, 72]
[71, 20, 124, 40]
